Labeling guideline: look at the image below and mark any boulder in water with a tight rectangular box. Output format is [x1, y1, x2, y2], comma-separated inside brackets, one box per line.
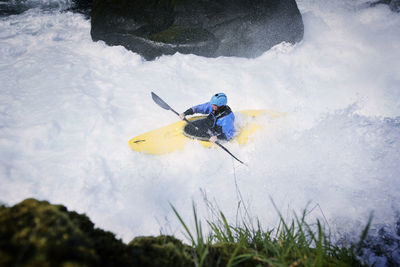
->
[90, 0, 304, 60]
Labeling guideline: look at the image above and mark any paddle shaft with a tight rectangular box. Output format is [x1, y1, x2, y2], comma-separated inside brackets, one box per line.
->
[151, 92, 245, 165]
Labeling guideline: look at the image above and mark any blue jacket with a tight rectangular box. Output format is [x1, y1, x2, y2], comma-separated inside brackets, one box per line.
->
[191, 102, 235, 140]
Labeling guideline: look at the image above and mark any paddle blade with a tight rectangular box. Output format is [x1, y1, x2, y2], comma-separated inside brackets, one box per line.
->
[151, 92, 171, 110]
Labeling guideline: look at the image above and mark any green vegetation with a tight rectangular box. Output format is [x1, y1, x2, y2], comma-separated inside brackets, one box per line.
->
[0, 198, 370, 266]
[150, 26, 187, 43]
[0, 198, 133, 266]
[128, 235, 192, 266]
[171, 201, 371, 266]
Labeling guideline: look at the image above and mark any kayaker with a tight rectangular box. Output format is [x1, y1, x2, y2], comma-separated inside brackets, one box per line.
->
[179, 93, 235, 143]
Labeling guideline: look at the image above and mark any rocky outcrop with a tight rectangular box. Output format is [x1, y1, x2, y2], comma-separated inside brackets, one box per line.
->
[90, 0, 304, 60]
[0, 198, 261, 266]
[1, 198, 375, 266]
[0, 198, 131, 266]
[0, 199, 192, 267]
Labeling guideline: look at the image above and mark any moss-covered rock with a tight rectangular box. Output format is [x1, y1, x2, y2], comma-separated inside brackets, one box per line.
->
[0, 198, 132, 266]
[90, 0, 304, 60]
[0, 198, 193, 267]
[128, 235, 193, 266]
[207, 242, 264, 267]
[0, 198, 369, 266]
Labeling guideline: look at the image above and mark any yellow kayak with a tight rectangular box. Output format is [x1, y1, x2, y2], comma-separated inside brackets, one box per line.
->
[128, 109, 283, 154]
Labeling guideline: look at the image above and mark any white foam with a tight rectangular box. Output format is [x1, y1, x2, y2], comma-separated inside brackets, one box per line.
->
[0, 1, 399, 243]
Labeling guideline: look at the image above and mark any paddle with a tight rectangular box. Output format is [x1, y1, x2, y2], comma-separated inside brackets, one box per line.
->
[151, 92, 245, 165]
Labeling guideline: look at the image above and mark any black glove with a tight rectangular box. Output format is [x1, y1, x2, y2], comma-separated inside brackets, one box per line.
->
[183, 108, 194, 116]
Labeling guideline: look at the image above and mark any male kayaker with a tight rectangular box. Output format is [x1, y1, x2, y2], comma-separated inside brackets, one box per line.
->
[179, 93, 235, 143]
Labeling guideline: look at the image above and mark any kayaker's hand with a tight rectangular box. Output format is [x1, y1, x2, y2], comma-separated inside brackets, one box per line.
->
[179, 113, 185, 120]
[209, 136, 217, 143]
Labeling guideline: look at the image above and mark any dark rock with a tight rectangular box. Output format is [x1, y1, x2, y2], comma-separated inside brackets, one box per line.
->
[391, 0, 400, 11]
[0, 198, 132, 266]
[0, 0, 33, 16]
[0, 0, 92, 17]
[0, 198, 193, 267]
[91, 0, 304, 60]
[67, 0, 93, 18]
[396, 217, 400, 236]
[370, 0, 400, 12]
[206, 242, 262, 267]
[128, 235, 193, 266]
[358, 221, 400, 266]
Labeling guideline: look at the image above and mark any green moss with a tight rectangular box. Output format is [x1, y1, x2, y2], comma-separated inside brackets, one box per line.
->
[150, 25, 186, 43]
[0, 199, 98, 266]
[0, 198, 133, 266]
[0, 198, 367, 266]
[128, 235, 193, 267]
[207, 242, 263, 267]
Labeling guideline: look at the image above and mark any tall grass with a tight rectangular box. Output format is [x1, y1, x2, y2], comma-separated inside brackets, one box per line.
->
[171, 203, 210, 267]
[171, 200, 370, 267]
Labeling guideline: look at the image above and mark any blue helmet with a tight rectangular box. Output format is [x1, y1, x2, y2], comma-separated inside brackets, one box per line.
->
[210, 93, 227, 106]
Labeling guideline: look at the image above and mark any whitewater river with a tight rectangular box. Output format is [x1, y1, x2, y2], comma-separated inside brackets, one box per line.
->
[1, 0, 399, 264]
